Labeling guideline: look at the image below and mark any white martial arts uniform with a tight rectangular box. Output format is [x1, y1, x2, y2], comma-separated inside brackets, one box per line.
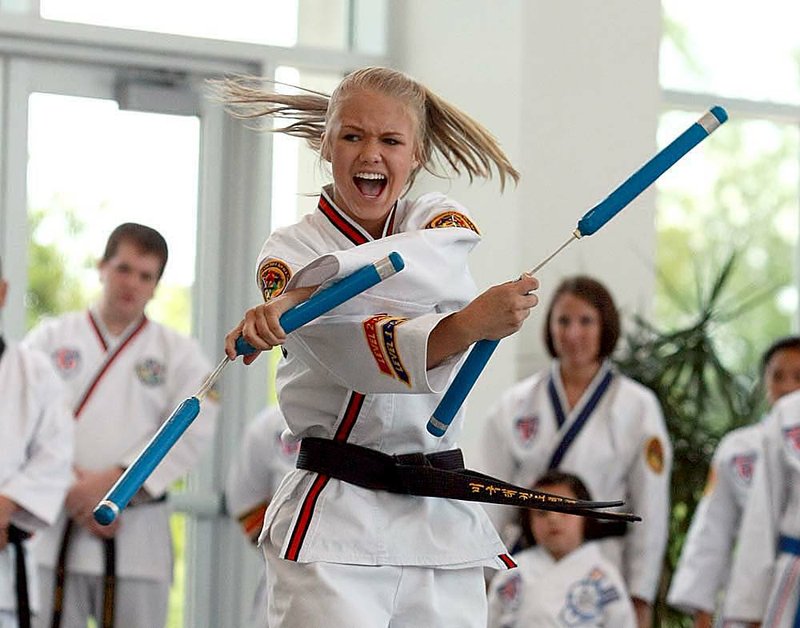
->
[23, 309, 218, 628]
[225, 406, 297, 628]
[477, 360, 672, 603]
[0, 340, 73, 626]
[724, 390, 800, 626]
[487, 542, 636, 627]
[255, 186, 512, 628]
[667, 421, 761, 619]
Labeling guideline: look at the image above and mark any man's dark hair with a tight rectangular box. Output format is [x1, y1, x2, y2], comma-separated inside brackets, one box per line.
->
[102, 223, 169, 279]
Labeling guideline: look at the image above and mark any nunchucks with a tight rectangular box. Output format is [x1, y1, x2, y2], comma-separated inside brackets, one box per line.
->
[427, 105, 729, 438]
[94, 252, 405, 525]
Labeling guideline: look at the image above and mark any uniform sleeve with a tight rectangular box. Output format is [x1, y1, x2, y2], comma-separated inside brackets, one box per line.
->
[623, 389, 673, 602]
[278, 227, 479, 395]
[667, 435, 743, 614]
[120, 337, 219, 497]
[487, 569, 523, 628]
[1, 352, 74, 531]
[723, 412, 782, 622]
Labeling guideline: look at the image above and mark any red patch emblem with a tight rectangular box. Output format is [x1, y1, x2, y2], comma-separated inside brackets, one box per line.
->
[52, 348, 81, 377]
[783, 426, 800, 455]
[731, 453, 756, 487]
[362, 314, 410, 386]
[257, 259, 291, 301]
[515, 415, 539, 445]
[424, 211, 480, 234]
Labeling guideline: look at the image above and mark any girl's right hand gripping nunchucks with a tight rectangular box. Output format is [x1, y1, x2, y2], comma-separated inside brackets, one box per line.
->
[427, 106, 728, 439]
[94, 252, 405, 526]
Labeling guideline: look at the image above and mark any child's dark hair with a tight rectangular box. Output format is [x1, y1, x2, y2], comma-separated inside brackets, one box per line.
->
[761, 336, 800, 375]
[515, 470, 602, 551]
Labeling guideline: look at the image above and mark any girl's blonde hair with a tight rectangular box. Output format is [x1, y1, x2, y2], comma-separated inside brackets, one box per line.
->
[212, 66, 519, 191]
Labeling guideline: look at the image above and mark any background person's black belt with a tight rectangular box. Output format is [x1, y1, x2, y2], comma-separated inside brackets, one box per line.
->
[297, 437, 640, 521]
[8, 525, 32, 628]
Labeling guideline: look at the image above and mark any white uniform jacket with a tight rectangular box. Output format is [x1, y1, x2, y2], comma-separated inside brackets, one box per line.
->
[23, 310, 218, 582]
[724, 391, 800, 626]
[667, 421, 761, 615]
[0, 341, 73, 613]
[487, 542, 636, 627]
[256, 186, 510, 569]
[477, 361, 672, 601]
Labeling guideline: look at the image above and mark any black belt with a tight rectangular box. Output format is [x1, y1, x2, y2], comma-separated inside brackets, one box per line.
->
[297, 437, 640, 521]
[50, 493, 166, 628]
[8, 525, 32, 628]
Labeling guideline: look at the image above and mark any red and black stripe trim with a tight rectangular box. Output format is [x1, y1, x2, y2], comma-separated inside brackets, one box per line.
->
[318, 195, 369, 246]
[498, 553, 517, 569]
[73, 316, 149, 419]
[88, 311, 109, 351]
[334, 392, 365, 442]
[284, 474, 331, 562]
[284, 391, 366, 561]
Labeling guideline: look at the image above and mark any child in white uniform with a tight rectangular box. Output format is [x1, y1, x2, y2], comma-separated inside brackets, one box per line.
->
[488, 470, 635, 627]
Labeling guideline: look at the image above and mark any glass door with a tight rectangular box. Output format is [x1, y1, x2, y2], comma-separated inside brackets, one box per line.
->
[2, 56, 218, 628]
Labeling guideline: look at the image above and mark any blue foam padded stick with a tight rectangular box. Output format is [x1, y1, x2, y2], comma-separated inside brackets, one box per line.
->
[94, 252, 405, 525]
[427, 107, 728, 438]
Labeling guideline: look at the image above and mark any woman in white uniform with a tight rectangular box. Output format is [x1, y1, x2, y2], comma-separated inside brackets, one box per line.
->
[477, 275, 671, 627]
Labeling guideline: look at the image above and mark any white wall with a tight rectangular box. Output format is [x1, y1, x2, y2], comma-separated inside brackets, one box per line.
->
[391, 0, 662, 456]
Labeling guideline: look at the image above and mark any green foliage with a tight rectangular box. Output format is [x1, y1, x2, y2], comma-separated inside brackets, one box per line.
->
[26, 208, 90, 329]
[616, 253, 770, 627]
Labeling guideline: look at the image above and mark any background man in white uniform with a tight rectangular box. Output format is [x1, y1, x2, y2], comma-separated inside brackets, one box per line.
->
[25, 224, 219, 628]
[1, 258, 74, 628]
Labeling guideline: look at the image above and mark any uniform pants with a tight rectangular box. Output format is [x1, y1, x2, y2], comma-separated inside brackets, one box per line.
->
[760, 554, 800, 628]
[263, 542, 488, 628]
[34, 569, 168, 628]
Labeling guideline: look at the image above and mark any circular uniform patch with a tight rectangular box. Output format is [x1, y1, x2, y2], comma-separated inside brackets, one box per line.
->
[645, 437, 665, 474]
[258, 258, 292, 301]
[52, 347, 81, 378]
[424, 211, 480, 234]
[135, 358, 166, 386]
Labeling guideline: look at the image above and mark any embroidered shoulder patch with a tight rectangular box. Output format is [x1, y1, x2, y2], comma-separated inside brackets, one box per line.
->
[702, 466, 717, 496]
[424, 211, 480, 234]
[362, 314, 411, 387]
[645, 437, 665, 474]
[257, 258, 292, 301]
[135, 358, 166, 386]
[52, 347, 81, 378]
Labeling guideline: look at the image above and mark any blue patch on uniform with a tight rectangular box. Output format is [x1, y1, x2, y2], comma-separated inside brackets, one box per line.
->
[515, 415, 539, 445]
[52, 347, 81, 378]
[135, 358, 166, 386]
[559, 568, 620, 626]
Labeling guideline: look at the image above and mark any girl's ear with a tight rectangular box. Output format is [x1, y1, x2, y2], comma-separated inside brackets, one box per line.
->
[321, 133, 332, 162]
